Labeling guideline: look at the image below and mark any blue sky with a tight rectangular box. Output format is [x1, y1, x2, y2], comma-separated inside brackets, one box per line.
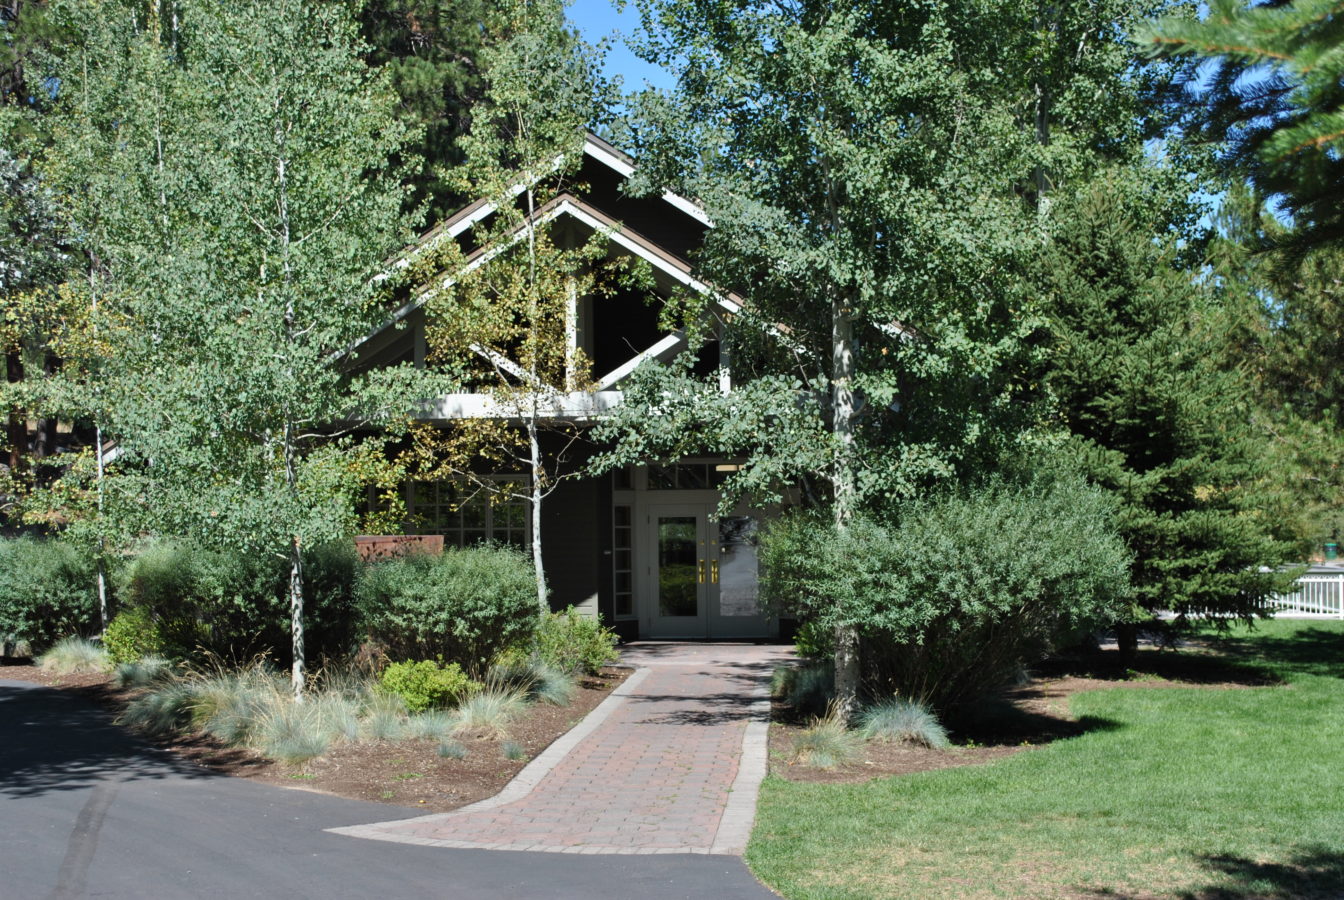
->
[567, 0, 675, 91]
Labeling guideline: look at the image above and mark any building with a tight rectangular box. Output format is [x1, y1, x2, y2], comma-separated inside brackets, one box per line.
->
[349, 134, 778, 642]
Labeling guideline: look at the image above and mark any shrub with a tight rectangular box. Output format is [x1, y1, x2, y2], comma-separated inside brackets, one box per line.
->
[104, 607, 168, 665]
[378, 659, 477, 713]
[37, 636, 109, 675]
[356, 545, 537, 675]
[115, 539, 360, 666]
[760, 471, 1132, 711]
[531, 607, 619, 676]
[792, 620, 833, 660]
[790, 707, 861, 769]
[858, 696, 950, 749]
[0, 537, 98, 653]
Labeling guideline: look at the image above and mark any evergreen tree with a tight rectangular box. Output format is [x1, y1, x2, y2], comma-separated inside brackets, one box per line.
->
[360, 0, 502, 223]
[1141, 0, 1344, 254]
[1037, 174, 1299, 649]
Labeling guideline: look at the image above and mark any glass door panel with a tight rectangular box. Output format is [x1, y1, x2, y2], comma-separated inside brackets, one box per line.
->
[716, 516, 760, 618]
[657, 516, 699, 617]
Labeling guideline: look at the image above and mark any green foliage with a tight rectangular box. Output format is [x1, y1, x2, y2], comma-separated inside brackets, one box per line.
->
[357, 0, 499, 221]
[114, 540, 360, 665]
[761, 471, 1133, 710]
[501, 740, 526, 761]
[772, 663, 835, 718]
[1141, 0, 1344, 254]
[789, 708, 861, 770]
[356, 546, 537, 675]
[37, 634, 107, 674]
[1037, 181, 1300, 622]
[858, 697, 950, 749]
[792, 621, 833, 661]
[377, 659, 477, 713]
[0, 537, 97, 652]
[530, 607, 619, 676]
[102, 606, 167, 665]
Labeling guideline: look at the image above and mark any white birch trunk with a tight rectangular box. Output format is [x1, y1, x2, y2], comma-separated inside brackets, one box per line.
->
[831, 295, 861, 724]
[529, 415, 547, 615]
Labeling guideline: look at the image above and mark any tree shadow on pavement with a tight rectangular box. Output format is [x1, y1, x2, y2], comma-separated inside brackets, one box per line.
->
[0, 681, 217, 799]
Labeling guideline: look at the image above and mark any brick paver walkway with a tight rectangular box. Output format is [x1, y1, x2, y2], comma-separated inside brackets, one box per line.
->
[329, 642, 795, 856]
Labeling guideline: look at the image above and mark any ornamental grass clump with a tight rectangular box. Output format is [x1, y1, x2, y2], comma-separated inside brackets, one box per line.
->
[253, 701, 332, 765]
[359, 692, 408, 742]
[37, 636, 110, 675]
[488, 654, 576, 707]
[790, 707, 862, 769]
[501, 740, 527, 761]
[119, 679, 200, 736]
[437, 739, 467, 759]
[405, 710, 457, 741]
[859, 696, 950, 749]
[113, 656, 173, 689]
[451, 685, 528, 739]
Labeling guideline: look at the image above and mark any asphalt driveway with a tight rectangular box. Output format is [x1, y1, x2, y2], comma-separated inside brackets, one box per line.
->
[0, 679, 776, 899]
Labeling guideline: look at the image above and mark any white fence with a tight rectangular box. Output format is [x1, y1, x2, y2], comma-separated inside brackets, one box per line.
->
[1269, 573, 1344, 618]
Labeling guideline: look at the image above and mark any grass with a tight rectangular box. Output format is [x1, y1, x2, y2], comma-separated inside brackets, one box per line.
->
[790, 708, 862, 769]
[113, 656, 172, 688]
[451, 686, 529, 739]
[858, 696, 950, 749]
[748, 620, 1344, 899]
[37, 636, 109, 675]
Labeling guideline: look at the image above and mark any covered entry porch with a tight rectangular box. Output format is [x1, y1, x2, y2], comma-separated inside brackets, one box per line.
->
[609, 462, 777, 640]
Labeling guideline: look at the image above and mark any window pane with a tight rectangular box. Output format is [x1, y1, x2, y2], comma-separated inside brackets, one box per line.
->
[614, 506, 631, 528]
[612, 467, 632, 490]
[678, 464, 708, 490]
[648, 465, 676, 490]
[657, 516, 698, 617]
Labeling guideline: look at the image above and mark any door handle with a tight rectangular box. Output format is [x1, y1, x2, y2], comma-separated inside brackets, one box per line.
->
[711, 559, 719, 583]
[698, 559, 705, 583]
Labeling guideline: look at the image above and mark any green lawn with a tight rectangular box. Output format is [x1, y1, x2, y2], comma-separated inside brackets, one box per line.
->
[747, 620, 1344, 899]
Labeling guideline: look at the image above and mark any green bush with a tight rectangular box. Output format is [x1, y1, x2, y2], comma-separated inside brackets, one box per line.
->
[378, 659, 477, 713]
[532, 607, 619, 676]
[760, 472, 1132, 711]
[0, 537, 98, 653]
[356, 545, 537, 675]
[104, 607, 168, 664]
[115, 539, 360, 664]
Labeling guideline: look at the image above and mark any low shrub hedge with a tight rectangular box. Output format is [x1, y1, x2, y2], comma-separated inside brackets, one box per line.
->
[0, 537, 98, 653]
[115, 539, 360, 664]
[532, 607, 619, 676]
[356, 544, 537, 675]
[760, 472, 1132, 711]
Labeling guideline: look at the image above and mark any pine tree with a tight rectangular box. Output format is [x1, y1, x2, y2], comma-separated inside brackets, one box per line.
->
[1141, 0, 1344, 253]
[1037, 174, 1299, 650]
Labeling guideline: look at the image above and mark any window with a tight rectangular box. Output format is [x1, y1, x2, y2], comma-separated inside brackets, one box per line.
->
[409, 479, 529, 549]
[612, 504, 634, 617]
[647, 463, 733, 490]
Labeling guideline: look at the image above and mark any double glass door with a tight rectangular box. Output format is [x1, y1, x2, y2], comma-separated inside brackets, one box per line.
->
[645, 502, 768, 638]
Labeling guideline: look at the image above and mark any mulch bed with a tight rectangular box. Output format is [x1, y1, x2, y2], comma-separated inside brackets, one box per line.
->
[1, 658, 627, 813]
[770, 647, 1267, 785]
